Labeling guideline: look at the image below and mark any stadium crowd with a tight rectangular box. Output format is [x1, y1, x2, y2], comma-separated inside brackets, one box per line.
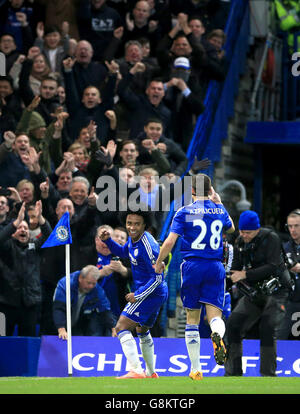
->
[0, 0, 232, 338]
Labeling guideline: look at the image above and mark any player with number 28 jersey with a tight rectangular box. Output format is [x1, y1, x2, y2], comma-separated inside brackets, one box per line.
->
[171, 198, 232, 311]
[155, 174, 235, 379]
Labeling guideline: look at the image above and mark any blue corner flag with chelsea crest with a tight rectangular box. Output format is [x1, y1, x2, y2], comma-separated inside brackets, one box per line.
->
[42, 211, 72, 248]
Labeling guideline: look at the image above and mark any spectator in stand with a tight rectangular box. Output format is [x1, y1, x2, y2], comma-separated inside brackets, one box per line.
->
[115, 140, 140, 172]
[19, 71, 62, 129]
[16, 178, 35, 206]
[119, 166, 135, 185]
[169, 0, 226, 33]
[77, 0, 124, 62]
[188, 17, 227, 71]
[115, 41, 152, 93]
[27, 203, 43, 240]
[62, 40, 108, 99]
[63, 56, 117, 143]
[156, 13, 226, 97]
[54, 169, 73, 196]
[0, 195, 10, 228]
[206, 28, 227, 61]
[0, 0, 35, 54]
[188, 15, 206, 44]
[53, 265, 116, 338]
[0, 131, 32, 188]
[117, 66, 172, 139]
[138, 36, 159, 71]
[0, 201, 51, 336]
[137, 118, 188, 179]
[46, 154, 83, 200]
[0, 75, 23, 134]
[66, 140, 111, 185]
[68, 142, 90, 174]
[15, 47, 52, 96]
[34, 21, 70, 77]
[155, 13, 206, 80]
[75, 121, 100, 157]
[57, 84, 66, 107]
[23, 146, 83, 211]
[128, 135, 170, 176]
[123, 0, 162, 54]
[67, 176, 98, 220]
[16, 96, 65, 174]
[114, 139, 169, 177]
[0, 33, 20, 73]
[163, 57, 204, 150]
[136, 166, 170, 236]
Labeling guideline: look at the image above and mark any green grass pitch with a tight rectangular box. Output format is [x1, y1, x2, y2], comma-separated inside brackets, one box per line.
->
[0, 376, 299, 394]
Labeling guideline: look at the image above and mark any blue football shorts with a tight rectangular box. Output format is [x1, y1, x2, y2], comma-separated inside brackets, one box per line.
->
[180, 258, 226, 311]
[122, 282, 168, 327]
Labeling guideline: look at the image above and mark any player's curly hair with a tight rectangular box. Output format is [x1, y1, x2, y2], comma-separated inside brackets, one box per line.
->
[118, 203, 154, 229]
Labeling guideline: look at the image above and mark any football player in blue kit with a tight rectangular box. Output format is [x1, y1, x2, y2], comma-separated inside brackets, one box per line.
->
[155, 174, 235, 380]
[99, 209, 168, 379]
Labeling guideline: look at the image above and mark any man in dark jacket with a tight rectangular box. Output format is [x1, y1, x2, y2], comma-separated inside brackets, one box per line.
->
[53, 265, 115, 338]
[63, 60, 117, 143]
[0, 201, 51, 336]
[163, 57, 205, 150]
[117, 71, 172, 140]
[137, 118, 188, 178]
[62, 40, 108, 100]
[225, 211, 291, 377]
[77, 0, 123, 62]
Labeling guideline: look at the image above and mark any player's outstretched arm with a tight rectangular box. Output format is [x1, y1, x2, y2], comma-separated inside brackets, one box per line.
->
[155, 232, 179, 273]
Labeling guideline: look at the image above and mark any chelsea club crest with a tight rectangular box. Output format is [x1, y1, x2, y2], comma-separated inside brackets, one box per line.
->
[56, 226, 69, 242]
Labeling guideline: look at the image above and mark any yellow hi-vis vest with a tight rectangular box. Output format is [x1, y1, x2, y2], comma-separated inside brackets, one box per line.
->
[274, 0, 300, 31]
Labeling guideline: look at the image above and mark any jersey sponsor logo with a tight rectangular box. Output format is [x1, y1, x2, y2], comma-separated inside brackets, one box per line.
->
[134, 248, 139, 257]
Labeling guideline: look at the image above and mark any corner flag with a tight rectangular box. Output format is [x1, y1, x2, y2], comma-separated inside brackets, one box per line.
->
[41, 210, 73, 376]
[41, 211, 72, 248]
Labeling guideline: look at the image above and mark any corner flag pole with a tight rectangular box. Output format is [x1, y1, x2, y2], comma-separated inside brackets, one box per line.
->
[65, 243, 73, 376]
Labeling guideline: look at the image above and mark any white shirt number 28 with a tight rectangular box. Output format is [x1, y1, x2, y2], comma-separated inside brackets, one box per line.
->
[191, 219, 223, 250]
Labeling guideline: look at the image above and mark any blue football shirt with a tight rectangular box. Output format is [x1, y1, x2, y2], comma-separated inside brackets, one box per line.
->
[171, 199, 232, 261]
[104, 231, 166, 300]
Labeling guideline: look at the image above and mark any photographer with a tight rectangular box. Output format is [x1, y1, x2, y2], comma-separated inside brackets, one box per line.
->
[225, 210, 291, 377]
[277, 209, 300, 339]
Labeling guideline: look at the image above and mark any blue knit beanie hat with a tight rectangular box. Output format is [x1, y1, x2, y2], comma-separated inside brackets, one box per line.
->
[238, 210, 260, 230]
